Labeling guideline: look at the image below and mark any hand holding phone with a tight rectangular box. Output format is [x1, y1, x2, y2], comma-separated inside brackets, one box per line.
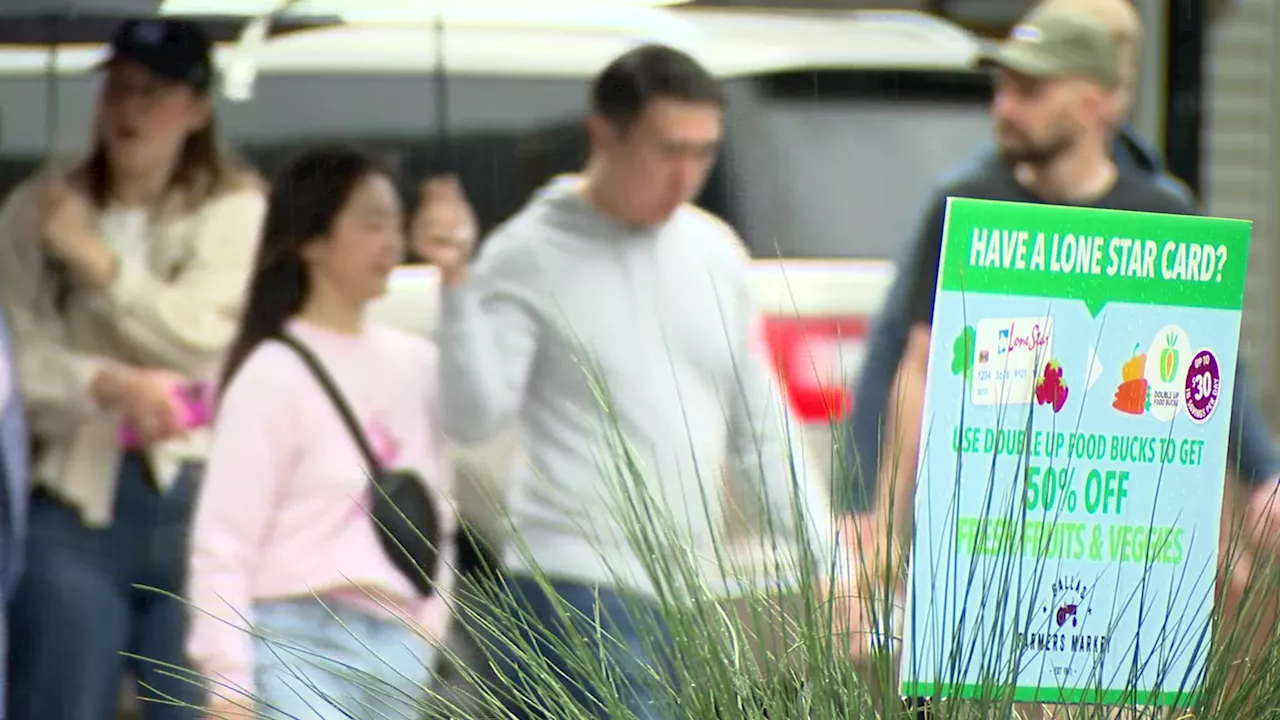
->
[118, 378, 214, 448]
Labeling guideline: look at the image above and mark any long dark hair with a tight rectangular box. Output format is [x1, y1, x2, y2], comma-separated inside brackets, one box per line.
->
[219, 144, 388, 395]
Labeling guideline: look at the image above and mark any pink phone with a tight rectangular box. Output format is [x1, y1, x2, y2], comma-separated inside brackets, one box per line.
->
[118, 379, 215, 448]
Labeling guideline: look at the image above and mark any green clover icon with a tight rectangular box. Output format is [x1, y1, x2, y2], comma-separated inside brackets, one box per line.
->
[951, 325, 976, 378]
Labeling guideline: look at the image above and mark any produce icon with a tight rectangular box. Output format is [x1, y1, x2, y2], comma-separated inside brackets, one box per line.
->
[1035, 360, 1069, 413]
[1112, 343, 1151, 415]
[952, 325, 976, 378]
[1159, 332, 1180, 383]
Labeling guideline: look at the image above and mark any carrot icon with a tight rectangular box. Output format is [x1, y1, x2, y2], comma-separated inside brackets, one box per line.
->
[1160, 333, 1179, 383]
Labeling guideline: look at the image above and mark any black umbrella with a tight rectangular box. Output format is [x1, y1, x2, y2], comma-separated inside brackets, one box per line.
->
[0, 0, 338, 45]
[0, 15, 333, 45]
[0, 0, 340, 153]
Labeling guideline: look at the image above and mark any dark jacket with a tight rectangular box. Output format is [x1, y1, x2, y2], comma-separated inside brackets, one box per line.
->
[838, 126, 1278, 513]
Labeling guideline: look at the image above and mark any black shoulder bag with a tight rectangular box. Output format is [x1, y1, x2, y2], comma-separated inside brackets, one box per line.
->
[276, 333, 441, 598]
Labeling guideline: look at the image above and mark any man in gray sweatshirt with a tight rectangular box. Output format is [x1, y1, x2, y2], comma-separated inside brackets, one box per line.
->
[415, 45, 844, 720]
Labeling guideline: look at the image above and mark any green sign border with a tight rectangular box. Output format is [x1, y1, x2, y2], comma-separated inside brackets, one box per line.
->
[903, 682, 1196, 708]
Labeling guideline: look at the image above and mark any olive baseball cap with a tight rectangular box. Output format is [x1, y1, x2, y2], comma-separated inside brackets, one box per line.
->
[978, 5, 1122, 89]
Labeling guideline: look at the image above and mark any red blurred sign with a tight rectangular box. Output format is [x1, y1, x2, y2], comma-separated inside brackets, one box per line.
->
[759, 315, 869, 423]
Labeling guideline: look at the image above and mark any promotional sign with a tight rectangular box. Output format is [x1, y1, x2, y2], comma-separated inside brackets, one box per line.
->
[900, 197, 1251, 706]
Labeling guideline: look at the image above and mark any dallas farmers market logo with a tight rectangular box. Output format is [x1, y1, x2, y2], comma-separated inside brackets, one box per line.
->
[1012, 575, 1109, 656]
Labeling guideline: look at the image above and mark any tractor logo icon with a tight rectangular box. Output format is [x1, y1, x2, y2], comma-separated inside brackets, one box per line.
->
[1055, 603, 1080, 628]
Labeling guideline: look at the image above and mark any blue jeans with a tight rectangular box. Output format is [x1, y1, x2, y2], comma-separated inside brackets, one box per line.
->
[6, 453, 201, 720]
[477, 576, 677, 720]
[251, 597, 436, 720]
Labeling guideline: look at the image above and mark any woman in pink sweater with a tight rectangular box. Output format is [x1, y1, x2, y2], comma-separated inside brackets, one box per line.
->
[187, 145, 455, 719]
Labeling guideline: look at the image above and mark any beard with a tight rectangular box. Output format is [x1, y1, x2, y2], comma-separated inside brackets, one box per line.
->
[996, 122, 1075, 167]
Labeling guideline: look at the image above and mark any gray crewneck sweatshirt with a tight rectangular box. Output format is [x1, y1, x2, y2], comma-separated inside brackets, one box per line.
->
[437, 176, 839, 595]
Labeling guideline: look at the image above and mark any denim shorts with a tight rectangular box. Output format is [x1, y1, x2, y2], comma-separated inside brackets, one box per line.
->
[250, 596, 437, 720]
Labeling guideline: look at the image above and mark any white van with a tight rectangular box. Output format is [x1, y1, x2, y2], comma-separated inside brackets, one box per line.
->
[0, 3, 994, 574]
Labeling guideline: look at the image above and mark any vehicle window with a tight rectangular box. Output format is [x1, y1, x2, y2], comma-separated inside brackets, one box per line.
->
[719, 70, 994, 260]
[0, 69, 994, 261]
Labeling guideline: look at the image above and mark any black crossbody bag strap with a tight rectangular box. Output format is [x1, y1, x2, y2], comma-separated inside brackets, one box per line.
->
[274, 334, 382, 476]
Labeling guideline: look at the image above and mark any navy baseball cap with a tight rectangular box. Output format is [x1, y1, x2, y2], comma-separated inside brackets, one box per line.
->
[102, 19, 214, 94]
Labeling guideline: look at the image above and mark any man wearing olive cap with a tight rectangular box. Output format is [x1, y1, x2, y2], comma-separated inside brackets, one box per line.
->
[858, 1, 1196, 551]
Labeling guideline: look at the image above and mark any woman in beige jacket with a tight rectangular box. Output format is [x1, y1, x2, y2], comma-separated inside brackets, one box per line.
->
[0, 20, 266, 720]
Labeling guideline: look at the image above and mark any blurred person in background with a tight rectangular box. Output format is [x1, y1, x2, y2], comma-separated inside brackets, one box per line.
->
[415, 44, 846, 720]
[841, 0, 1280, 700]
[187, 145, 455, 720]
[0, 306, 29, 715]
[0, 19, 266, 720]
